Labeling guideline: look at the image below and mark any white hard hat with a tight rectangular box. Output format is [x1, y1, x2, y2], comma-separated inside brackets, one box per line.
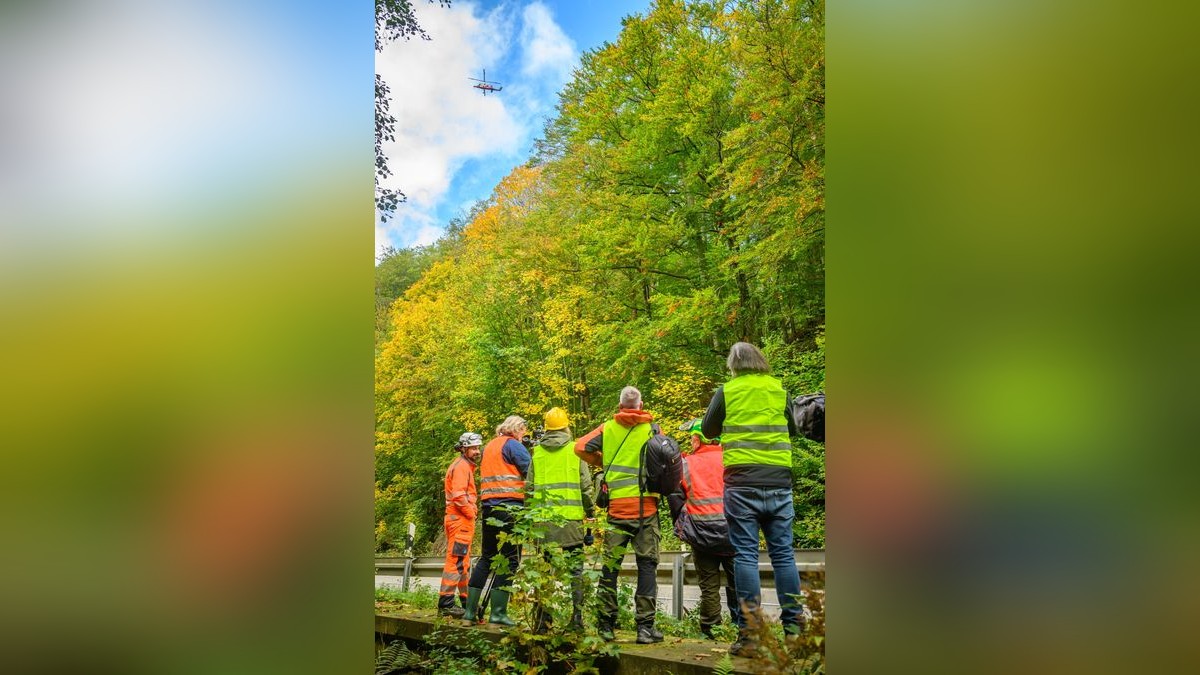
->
[456, 432, 483, 448]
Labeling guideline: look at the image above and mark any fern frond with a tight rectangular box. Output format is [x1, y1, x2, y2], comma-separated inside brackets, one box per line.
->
[375, 639, 422, 674]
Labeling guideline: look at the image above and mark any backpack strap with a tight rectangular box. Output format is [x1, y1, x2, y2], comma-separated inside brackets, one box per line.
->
[637, 424, 663, 524]
[600, 425, 635, 486]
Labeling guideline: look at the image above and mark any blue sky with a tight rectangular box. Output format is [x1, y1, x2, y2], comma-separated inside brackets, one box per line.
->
[375, 0, 654, 255]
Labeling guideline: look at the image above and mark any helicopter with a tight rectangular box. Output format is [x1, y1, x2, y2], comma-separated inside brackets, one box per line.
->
[468, 69, 503, 95]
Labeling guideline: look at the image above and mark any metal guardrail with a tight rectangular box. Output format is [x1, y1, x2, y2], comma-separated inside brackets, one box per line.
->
[376, 549, 824, 619]
[375, 549, 825, 577]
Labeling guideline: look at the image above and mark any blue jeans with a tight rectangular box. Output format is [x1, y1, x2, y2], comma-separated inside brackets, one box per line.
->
[724, 486, 803, 631]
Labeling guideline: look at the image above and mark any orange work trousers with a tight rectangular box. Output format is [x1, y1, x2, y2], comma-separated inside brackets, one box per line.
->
[437, 512, 474, 610]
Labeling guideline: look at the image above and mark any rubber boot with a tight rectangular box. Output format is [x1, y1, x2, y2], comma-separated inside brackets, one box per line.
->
[487, 589, 517, 626]
[462, 587, 483, 623]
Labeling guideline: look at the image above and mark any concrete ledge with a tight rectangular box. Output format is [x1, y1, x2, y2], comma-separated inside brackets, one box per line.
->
[376, 610, 760, 674]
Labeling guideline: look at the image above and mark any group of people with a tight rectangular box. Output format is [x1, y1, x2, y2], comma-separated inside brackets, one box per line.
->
[437, 342, 809, 656]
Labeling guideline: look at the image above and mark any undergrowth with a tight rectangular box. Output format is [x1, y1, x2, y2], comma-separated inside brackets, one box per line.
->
[735, 576, 826, 674]
[374, 504, 825, 673]
[375, 581, 438, 611]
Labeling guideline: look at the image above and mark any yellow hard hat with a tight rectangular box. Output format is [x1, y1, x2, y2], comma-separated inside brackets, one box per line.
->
[544, 407, 570, 431]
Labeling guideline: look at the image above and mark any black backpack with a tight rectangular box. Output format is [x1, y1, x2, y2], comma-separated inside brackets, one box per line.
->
[790, 392, 825, 442]
[640, 430, 682, 496]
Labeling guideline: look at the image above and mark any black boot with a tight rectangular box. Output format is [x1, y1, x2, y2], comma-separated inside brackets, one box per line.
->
[438, 594, 466, 619]
[700, 622, 716, 639]
[597, 621, 615, 641]
[730, 628, 757, 657]
[636, 623, 664, 644]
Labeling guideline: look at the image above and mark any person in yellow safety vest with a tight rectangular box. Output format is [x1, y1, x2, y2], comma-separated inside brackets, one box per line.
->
[527, 407, 595, 631]
[438, 432, 482, 617]
[575, 386, 665, 644]
[700, 342, 803, 656]
[463, 415, 531, 626]
[667, 419, 741, 639]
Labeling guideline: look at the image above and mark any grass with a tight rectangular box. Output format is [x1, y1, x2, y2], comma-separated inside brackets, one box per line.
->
[655, 609, 740, 641]
[375, 578, 742, 641]
[375, 581, 439, 611]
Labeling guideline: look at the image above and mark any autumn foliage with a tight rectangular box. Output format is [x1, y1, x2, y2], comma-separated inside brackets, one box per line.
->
[376, 0, 824, 551]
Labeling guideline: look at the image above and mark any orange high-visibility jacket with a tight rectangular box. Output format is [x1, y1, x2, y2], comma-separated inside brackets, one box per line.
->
[681, 444, 726, 521]
[676, 443, 733, 552]
[479, 435, 526, 502]
[444, 455, 478, 520]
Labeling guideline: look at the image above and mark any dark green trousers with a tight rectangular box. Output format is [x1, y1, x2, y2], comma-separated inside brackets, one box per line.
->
[693, 549, 740, 626]
[598, 516, 660, 626]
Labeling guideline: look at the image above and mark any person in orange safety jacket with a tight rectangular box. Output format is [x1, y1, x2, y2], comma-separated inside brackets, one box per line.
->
[463, 416, 531, 625]
[667, 419, 741, 638]
[574, 386, 665, 644]
[438, 432, 482, 617]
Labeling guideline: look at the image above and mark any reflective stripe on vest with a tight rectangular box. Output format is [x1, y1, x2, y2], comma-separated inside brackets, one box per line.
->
[479, 435, 525, 501]
[681, 446, 726, 517]
[601, 420, 656, 500]
[443, 456, 477, 512]
[722, 374, 792, 468]
[530, 443, 585, 520]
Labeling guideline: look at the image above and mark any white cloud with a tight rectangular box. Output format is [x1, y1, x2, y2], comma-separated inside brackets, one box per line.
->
[520, 3, 577, 81]
[0, 0, 309, 237]
[376, 2, 523, 253]
[375, 1, 581, 256]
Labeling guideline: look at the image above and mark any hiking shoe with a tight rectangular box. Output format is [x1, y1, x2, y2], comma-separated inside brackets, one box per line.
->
[597, 624, 615, 641]
[699, 623, 716, 639]
[636, 624, 664, 644]
[730, 630, 758, 657]
[438, 606, 465, 619]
